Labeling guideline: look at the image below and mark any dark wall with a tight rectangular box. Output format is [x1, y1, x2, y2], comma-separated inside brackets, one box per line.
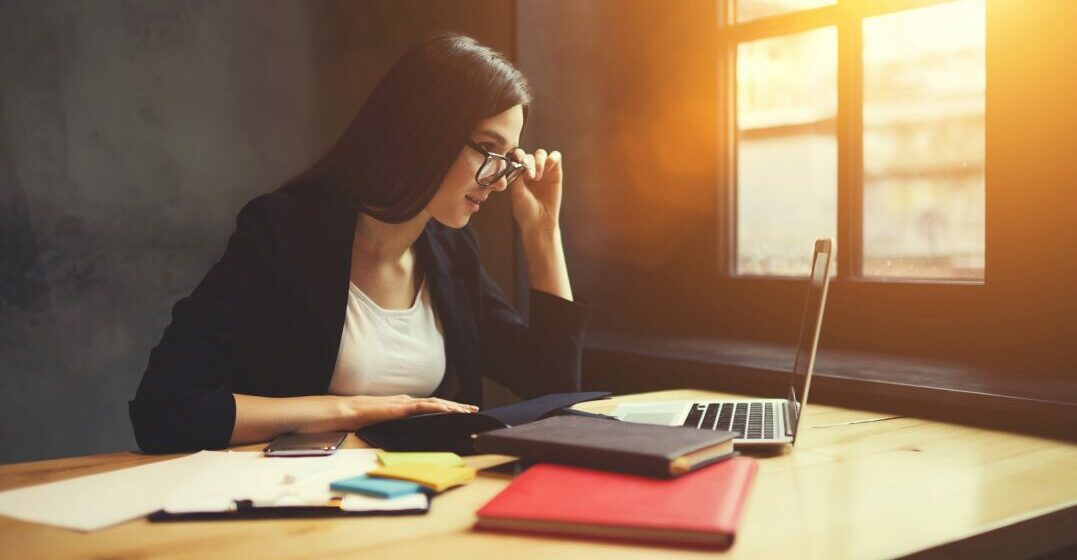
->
[517, 0, 721, 336]
[984, 0, 1077, 369]
[0, 0, 515, 464]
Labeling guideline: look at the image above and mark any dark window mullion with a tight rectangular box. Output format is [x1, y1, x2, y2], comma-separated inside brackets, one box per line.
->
[837, 1, 864, 279]
[726, 5, 839, 42]
[723, 46, 738, 276]
[717, 2, 737, 277]
[855, 0, 958, 19]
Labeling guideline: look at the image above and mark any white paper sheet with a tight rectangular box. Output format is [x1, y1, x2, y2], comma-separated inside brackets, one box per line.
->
[162, 449, 380, 513]
[0, 449, 382, 531]
[0, 451, 222, 531]
[340, 492, 428, 512]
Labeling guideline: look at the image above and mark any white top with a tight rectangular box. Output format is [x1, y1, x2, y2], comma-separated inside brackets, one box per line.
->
[328, 278, 446, 397]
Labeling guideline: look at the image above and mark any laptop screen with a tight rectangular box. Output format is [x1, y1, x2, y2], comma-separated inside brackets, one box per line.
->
[786, 239, 832, 441]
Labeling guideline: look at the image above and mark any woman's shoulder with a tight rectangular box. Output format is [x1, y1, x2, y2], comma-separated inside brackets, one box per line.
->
[228, 192, 299, 251]
[224, 185, 353, 274]
[235, 191, 293, 224]
[236, 182, 343, 236]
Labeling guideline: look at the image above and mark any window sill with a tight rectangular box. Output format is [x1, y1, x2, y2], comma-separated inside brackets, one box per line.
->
[582, 331, 1077, 441]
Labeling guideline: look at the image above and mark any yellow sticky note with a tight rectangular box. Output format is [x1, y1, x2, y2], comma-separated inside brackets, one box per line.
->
[367, 464, 476, 493]
[377, 451, 466, 467]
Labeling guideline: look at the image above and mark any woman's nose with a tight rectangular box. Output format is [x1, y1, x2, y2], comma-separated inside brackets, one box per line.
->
[489, 176, 509, 192]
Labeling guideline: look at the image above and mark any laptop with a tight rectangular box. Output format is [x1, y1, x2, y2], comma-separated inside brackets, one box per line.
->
[610, 239, 833, 448]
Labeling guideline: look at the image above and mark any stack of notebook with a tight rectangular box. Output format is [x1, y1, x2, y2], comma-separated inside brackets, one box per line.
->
[472, 415, 757, 548]
[475, 415, 739, 477]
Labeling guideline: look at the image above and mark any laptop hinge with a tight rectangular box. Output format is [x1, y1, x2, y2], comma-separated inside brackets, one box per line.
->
[784, 401, 794, 437]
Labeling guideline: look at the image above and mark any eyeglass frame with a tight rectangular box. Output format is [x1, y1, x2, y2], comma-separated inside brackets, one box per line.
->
[465, 139, 527, 187]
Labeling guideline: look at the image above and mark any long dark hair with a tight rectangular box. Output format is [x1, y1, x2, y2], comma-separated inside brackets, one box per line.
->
[285, 32, 533, 223]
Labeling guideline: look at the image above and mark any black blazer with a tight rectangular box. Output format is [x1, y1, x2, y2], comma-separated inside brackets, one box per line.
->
[129, 182, 592, 453]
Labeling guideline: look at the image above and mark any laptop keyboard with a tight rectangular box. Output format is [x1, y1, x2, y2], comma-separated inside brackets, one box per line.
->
[682, 402, 777, 440]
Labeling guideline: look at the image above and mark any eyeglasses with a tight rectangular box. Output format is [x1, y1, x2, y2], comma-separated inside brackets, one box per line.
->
[466, 139, 527, 187]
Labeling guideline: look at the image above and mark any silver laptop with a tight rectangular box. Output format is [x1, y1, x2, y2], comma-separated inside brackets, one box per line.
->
[611, 239, 833, 448]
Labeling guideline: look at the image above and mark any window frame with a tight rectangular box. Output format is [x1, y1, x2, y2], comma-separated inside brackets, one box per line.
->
[713, 0, 990, 361]
[717, 0, 986, 286]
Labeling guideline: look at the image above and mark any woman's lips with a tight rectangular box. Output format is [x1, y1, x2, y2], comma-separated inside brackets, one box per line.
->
[465, 194, 483, 211]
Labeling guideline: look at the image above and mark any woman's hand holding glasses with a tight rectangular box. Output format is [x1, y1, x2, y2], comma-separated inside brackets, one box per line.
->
[466, 140, 572, 300]
[507, 147, 563, 237]
[508, 147, 573, 301]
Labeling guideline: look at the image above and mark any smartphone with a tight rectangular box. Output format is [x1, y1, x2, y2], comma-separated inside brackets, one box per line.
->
[264, 432, 347, 457]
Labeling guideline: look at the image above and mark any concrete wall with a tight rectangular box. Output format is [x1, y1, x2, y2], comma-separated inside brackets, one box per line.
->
[0, 0, 515, 464]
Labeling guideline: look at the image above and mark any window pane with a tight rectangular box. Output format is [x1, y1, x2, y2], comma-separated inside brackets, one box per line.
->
[736, 0, 835, 23]
[862, 0, 985, 279]
[737, 28, 837, 276]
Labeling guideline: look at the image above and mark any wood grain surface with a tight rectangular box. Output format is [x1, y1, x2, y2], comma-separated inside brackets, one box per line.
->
[1, 389, 1074, 559]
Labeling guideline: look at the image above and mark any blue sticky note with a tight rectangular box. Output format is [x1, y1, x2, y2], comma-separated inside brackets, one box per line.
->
[330, 475, 423, 499]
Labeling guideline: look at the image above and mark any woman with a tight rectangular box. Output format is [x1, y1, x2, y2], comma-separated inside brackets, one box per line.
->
[129, 33, 590, 453]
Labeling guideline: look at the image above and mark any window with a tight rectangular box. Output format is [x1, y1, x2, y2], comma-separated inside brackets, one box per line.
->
[724, 0, 986, 280]
[736, 27, 837, 276]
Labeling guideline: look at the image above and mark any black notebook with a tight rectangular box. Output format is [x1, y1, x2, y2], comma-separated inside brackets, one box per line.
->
[474, 415, 739, 478]
[355, 391, 612, 455]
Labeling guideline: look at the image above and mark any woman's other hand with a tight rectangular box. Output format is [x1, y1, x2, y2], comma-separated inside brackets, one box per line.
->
[341, 394, 479, 430]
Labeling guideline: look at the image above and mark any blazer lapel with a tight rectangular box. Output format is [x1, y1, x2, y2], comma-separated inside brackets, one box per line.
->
[307, 195, 356, 395]
[419, 225, 482, 406]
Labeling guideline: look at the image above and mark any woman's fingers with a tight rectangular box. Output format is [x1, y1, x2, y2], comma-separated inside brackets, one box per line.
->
[511, 148, 539, 183]
[388, 395, 474, 410]
[531, 149, 547, 183]
[546, 150, 562, 182]
[423, 396, 473, 407]
[398, 401, 453, 417]
[422, 397, 478, 413]
[512, 148, 527, 167]
[409, 401, 449, 414]
[509, 148, 559, 185]
[350, 395, 478, 429]
[378, 395, 476, 414]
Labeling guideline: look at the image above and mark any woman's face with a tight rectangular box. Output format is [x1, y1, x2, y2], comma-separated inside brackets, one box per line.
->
[425, 104, 524, 228]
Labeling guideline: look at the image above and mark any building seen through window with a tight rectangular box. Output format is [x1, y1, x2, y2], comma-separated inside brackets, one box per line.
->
[731, 0, 985, 280]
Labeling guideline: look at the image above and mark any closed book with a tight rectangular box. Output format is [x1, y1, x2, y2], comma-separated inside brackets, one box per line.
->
[475, 458, 758, 549]
[473, 415, 737, 478]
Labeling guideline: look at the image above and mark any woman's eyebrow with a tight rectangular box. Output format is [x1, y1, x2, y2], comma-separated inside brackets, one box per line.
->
[476, 129, 517, 152]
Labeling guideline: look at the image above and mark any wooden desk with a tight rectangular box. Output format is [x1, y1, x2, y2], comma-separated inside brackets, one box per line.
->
[1, 390, 1074, 559]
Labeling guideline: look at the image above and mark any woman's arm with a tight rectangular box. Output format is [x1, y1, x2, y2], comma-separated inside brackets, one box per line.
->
[521, 227, 573, 301]
[509, 148, 575, 302]
[471, 147, 590, 399]
[229, 394, 476, 446]
[131, 195, 281, 453]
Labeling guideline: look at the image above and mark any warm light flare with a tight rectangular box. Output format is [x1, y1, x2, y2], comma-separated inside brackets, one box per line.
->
[568, 4, 718, 268]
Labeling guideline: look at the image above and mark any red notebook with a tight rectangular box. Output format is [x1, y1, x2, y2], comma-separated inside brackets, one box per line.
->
[475, 457, 758, 548]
